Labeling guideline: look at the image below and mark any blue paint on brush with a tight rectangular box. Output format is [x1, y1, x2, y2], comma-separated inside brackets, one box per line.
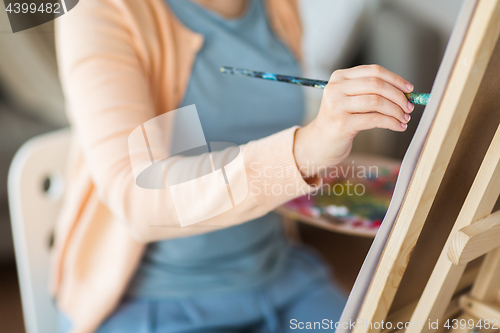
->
[405, 93, 430, 105]
[220, 66, 429, 105]
[220, 66, 327, 89]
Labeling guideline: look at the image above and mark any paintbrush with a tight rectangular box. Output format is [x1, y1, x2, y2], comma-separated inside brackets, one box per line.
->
[220, 66, 430, 105]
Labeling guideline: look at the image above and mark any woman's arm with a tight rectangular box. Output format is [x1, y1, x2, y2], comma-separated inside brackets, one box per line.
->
[56, 0, 319, 243]
[57, 0, 412, 243]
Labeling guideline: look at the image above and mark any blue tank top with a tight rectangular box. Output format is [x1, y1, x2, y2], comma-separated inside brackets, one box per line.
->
[126, 0, 306, 298]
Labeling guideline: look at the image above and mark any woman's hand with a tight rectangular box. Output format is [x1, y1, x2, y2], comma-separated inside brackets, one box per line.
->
[294, 65, 414, 178]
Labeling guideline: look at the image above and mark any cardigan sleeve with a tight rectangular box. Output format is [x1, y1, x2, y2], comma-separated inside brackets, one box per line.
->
[56, 0, 319, 243]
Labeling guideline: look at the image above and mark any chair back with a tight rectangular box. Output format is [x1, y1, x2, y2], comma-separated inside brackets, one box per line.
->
[8, 129, 71, 333]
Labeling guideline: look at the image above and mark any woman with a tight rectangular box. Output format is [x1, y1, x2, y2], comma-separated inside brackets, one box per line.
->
[52, 0, 414, 332]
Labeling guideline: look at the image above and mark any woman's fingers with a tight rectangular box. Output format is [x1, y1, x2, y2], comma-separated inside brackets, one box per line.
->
[344, 95, 410, 124]
[335, 64, 413, 94]
[348, 112, 408, 134]
[297, 64, 413, 174]
[342, 77, 414, 114]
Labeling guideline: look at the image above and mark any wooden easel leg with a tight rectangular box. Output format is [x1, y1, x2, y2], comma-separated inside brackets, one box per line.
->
[447, 247, 500, 333]
[353, 2, 500, 332]
[470, 247, 500, 301]
[406, 123, 500, 333]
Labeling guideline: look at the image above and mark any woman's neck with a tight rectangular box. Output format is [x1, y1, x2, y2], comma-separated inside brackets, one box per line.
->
[191, 0, 248, 19]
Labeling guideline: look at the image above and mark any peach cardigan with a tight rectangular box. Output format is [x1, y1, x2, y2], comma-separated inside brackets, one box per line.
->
[52, 0, 316, 332]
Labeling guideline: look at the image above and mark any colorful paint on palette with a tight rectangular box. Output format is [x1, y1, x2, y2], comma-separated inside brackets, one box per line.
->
[285, 164, 400, 231]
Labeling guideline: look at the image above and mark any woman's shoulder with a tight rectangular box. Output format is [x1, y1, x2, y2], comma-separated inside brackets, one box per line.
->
[59, 0, 176, 33]
[55, 0, 180, 54]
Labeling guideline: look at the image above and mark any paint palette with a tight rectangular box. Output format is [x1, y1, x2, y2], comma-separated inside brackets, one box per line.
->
[276, 155, 401, 238]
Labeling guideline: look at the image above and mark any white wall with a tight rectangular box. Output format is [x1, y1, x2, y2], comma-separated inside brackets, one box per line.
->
[394, 0, 464, 47]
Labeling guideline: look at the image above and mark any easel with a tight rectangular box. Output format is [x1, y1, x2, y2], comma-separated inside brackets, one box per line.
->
[349, 0, 500, 332]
